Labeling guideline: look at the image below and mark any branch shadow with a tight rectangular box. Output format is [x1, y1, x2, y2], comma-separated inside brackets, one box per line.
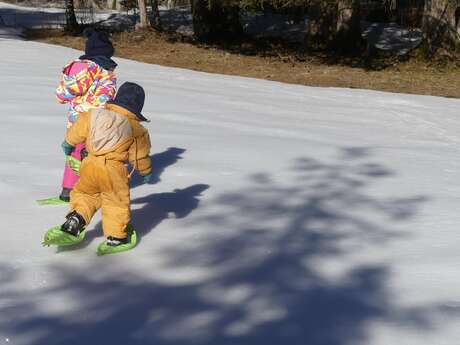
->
[2, 149, 459, 345]
[129, 183, 210, 245]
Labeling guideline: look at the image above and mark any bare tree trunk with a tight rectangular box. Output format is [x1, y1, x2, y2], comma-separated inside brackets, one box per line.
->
[423, 0, 460, 54]
[335, 0, 363, 52]
[76, 0, 102, 9]
[64, 0, 80, 34]
[305, 0, 362, 53]
[138, 0, 149, 29]
[150, 0, 163, 31]
[89, 0, 103, 10]
[107, 0, 118, 10]
[107, 0, 122, 10]
[305, 0, 337, 50]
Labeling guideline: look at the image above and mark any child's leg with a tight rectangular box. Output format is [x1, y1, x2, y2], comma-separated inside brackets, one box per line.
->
[70, 188, 101, 226]
[69, 159, 101, 226]
[62, 143, 86, 190]
[100, 164, 130, 239]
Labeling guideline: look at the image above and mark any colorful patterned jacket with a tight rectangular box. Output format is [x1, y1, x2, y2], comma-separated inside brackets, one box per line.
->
[55, 59, 117, 127]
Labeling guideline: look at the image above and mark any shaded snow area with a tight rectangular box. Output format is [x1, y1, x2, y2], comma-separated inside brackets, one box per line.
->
[158, 7, 194, 36]
[0, 0, 64, 8]
[158, 11, 423, 53]
[2, 37, 460, 345]
[0, 1, 114, 28]
[0, 2, 191, 33]
[0, 1, 421, 54]
[362, 21, 423, 55]
[240, 12, 308, 43]
[0, 25, 23, 39]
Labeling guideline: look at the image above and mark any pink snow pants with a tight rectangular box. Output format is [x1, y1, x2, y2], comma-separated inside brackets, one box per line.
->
[61, 143, 85, 189]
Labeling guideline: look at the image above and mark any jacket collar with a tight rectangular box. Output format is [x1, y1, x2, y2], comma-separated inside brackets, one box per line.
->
[105, 104, 138, 121]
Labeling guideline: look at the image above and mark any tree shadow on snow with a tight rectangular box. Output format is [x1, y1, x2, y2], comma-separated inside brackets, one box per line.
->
[129, 147, 186, 189]
[3, 149, 460, 345]
[129, 184, 210, 245]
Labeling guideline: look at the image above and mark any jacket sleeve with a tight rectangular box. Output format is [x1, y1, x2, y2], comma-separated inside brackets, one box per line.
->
[128, 129, 152, 176]
[66, 112, 90, 146]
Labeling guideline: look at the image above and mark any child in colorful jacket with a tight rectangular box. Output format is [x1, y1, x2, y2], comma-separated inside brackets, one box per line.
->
[56, 28, 117, 202]
[44, 82, 152, 256]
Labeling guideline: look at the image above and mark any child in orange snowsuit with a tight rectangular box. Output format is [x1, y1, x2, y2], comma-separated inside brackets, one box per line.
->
[57, 82, 152, 255]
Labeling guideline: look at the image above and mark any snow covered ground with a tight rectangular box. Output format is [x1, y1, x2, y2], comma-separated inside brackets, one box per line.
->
[1, 34, 460, 345]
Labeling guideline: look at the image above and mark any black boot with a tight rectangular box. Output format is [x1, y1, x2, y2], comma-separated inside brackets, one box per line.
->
[106, 236, 129, 247]
[106, 225, 135, 246]
[61, 211, 86, 237]
[59, 188, 71, 202]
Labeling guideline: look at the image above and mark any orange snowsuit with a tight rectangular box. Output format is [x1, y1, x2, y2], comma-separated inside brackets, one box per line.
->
[65, 103, 152, 238]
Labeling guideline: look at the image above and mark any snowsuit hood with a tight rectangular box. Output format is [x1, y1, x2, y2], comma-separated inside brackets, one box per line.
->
[55, 59, 117, 125]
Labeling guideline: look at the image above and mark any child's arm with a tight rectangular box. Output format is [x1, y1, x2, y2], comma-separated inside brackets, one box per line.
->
[128, 129, 152, 177]
[65, 111, 90, 147]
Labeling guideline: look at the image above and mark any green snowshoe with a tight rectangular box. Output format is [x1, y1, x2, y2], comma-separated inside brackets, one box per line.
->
[97, 225, 137, 256]
[43, 211, 86, 247]
[42, 226, 86, 246]
[36, 197, 69, 206]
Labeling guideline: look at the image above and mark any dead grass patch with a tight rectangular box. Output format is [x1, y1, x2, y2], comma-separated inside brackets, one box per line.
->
[26, 28, 460, 99]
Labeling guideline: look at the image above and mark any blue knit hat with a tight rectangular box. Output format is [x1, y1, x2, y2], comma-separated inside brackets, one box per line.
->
[81, 28, 114, 58]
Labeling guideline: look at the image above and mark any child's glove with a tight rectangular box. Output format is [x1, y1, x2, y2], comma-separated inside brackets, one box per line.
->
[66, 156, 81, 176]
[143, 173, 152, 184]
[61, 141, 75, 156]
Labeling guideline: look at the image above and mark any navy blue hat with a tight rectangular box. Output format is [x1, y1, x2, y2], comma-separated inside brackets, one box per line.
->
[80, 28, 114, 59]
[108, 82, 149, 122]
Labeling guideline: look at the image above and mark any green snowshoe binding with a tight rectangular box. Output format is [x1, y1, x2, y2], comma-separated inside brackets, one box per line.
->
[42, 211, 86, 247]
[37, 188, 72, 206]
[97, 224, 137, 256]
[42, 226, 86, 246]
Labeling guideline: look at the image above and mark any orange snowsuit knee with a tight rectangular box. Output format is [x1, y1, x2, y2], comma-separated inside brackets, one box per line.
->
[65, 104, 152, 239]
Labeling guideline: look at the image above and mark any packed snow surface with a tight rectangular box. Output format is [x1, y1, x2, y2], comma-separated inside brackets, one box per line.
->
[1, 36, 460, 345]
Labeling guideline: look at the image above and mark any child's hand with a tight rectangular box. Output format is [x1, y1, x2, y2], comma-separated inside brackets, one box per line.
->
[61, 141, 75, 156]
[142, 173, 152, 184]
